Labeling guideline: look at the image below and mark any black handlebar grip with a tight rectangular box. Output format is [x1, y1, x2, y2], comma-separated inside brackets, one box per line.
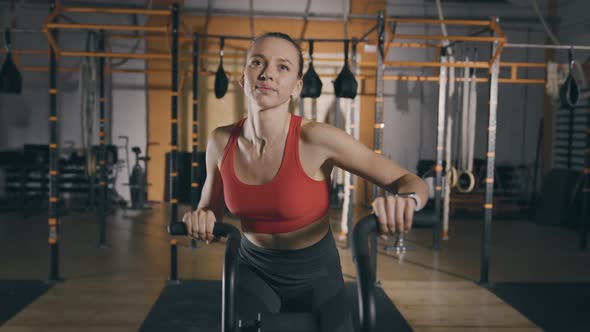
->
[168, 222, 188, 236]
[168, 221, 239, 238]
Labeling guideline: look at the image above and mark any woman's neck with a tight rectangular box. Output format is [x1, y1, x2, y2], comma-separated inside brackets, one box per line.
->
[243, 103, 292, 156]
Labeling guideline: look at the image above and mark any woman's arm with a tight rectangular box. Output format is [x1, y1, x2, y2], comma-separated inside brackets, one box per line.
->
[305, 122, 428, 204]
[196, 127, 227, 223]
[305, 121, 428, 236]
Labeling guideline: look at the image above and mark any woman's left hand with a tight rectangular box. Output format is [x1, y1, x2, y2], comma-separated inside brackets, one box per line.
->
[371, 194, 416, 240]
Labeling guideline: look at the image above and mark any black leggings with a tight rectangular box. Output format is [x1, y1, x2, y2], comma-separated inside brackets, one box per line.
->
[237, 228, 354, 332]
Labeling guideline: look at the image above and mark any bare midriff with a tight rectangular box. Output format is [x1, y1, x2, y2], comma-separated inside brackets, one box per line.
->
[243, 213, 331, 250]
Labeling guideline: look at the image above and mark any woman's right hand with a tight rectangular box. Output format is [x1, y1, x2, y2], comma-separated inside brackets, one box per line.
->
[182, 208, 216, 243]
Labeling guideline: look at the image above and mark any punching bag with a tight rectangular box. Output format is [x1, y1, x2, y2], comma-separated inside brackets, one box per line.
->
[333, 40, 357, 99]
[0, 29, 22, 94]
[301, 40, 322, 98]
[214, 37, 229, 99]
[559, 49, 580, 109]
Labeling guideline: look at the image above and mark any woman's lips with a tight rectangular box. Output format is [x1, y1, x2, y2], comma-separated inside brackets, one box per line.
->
[256, 86, 274, 93]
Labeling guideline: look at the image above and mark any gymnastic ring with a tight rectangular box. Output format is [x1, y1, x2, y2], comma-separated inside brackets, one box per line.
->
[446, 166, 458, 188]
[456, 170, 475, 193]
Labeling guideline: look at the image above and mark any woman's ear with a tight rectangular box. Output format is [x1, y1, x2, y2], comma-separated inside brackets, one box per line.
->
[239, 74, 245, 88]
[292, 79, 303, 98]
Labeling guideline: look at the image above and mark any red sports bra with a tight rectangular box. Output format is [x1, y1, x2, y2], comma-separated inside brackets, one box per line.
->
[219, 114, 331, 234]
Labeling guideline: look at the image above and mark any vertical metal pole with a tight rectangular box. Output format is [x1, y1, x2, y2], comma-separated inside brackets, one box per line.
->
[345, 39, 358, 249]
[169, 3, 180, 283]
[369, 11, 386, 283]
[191, 33, 200, 211]
[98, 30, 108, 248]
[580, 105, 589, 251]
[372, 11, 385, 201]
[434, 56, 447, 252]
[48, 0, 61, 283]
[480, 20, 500, 284]
[190, 33, 200, 250]
[567, 109, 573, 168]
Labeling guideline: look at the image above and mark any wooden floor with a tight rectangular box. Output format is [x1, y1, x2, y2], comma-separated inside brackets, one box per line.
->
[1, 203, 589, 331]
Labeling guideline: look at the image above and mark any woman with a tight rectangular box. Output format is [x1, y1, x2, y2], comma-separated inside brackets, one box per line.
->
[182, 32, 428, 331]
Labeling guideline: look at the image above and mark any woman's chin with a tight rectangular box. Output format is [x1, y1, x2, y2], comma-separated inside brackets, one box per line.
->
[252, 97, 288, 110]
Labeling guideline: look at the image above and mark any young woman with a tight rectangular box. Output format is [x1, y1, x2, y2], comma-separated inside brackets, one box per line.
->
[182, 32, 428, 331]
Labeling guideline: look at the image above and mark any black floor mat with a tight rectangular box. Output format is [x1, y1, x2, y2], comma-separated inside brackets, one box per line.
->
[0, 280, 53, 326]
[486, 283, 590, 332]
[347, 282, 413, 332]
[140, 280, 412, 332]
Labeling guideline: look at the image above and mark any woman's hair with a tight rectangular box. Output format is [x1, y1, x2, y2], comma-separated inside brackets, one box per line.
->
[250, 32, 304, 78]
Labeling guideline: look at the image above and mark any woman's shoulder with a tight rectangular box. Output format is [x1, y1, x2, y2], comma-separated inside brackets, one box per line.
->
[299, 117, 336, 143]
[299, 116, 356, 158]
[207, 119, 244, 166]
[209, 120, 242, 147]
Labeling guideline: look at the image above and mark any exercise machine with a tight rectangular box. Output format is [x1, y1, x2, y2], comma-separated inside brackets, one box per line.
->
[128, 147, 149, 209]
[168, 214, 380, 332]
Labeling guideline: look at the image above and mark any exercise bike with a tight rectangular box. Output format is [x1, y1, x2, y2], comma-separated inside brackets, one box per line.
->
[128, 146, 149, 210]
[168, 215, 382, 332]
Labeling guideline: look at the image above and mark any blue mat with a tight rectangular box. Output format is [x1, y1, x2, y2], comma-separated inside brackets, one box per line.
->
[0, 280, 53, 326]
[486, 283, 590, 332]
[140, 280, 413, 332]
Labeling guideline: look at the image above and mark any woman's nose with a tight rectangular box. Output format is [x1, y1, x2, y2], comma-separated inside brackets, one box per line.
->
[259, 66, 275, 80]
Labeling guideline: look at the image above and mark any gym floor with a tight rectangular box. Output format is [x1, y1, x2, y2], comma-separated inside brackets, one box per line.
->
[1, 205, 589, 331]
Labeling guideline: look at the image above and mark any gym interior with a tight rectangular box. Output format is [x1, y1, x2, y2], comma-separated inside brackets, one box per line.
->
[0, 0, 589, 331]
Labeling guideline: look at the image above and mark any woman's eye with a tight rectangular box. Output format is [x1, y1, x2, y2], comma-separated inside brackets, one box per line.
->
[279, 65, 289, 71]
[251, 60, 261, 66]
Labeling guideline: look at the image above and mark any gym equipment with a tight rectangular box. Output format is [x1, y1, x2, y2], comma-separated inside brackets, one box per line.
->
[165, 152, 207, 204]
[118, 136, 131, 190]
[456, 170, 476, 193]
[0, 29, 22, 94]
[434, 0, 456, 97]
[78, 31, 99, 159]
[559, 49, 580, 109]
[215, 37, 229, 99]
[300, 40, 322, 98]
[129, 147, 149, 209]
[456, 59, 477, 193]
[339, 39, 360, 247]
[446, 166, 457, 188]
[442, 48, 458, 240]
[333, 40, 358, 99]
[168, 214, 382, 332]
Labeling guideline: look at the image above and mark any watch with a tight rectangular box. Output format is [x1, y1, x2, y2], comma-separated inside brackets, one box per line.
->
[395, 192, 423, 212]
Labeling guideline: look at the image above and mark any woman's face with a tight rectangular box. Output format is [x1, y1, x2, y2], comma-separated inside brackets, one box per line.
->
[242, 37, 302, 110]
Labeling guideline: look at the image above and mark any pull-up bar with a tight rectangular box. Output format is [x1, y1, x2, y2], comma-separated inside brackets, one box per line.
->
[387, 17, 492, 26]
[45, 23, 169, 33]
[505, 43, 590, 51]
[60, 6, 170, 16]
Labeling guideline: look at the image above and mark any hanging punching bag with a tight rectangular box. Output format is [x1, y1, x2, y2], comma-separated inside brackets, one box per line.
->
[301, 40, 322, 98]
[333, 40, 357, 99]
[0, 29, 22, 94]
[559, 49, 580, 109]
[214, 37, 229, 99]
